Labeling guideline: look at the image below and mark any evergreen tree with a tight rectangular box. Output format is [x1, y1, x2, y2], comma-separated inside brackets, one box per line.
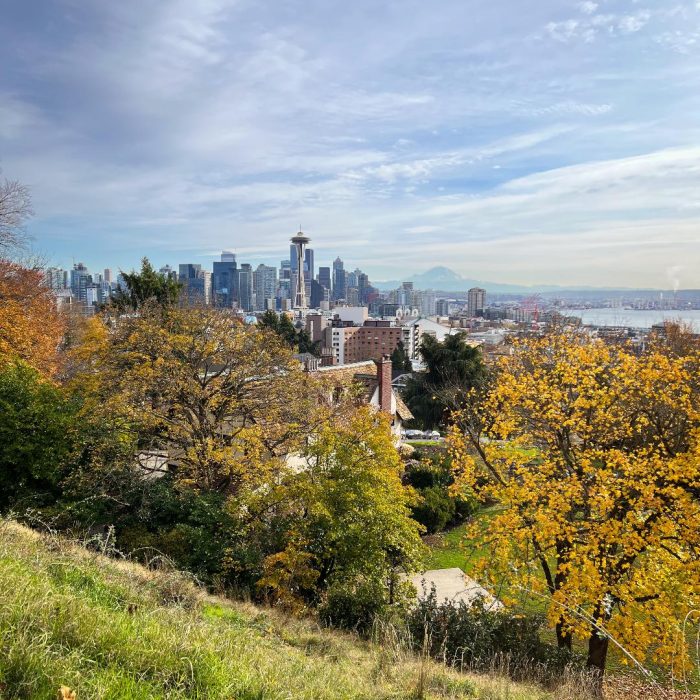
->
[110, 257, 181, 311]
[390, 340, 412, 372]
[403, 332, 485, 429]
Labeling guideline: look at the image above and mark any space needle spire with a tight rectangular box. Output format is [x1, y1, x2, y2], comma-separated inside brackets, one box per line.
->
[291, 228, 311, 309]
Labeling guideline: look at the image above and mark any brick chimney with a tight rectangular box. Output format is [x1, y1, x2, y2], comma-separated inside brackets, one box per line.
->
[376, 355, 393, 415]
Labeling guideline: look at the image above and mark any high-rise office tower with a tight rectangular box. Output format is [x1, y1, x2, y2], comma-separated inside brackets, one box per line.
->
[467, 287, 486, 317]
[318, 266, 331, 292]
[304, 248, 314, 282]
[70, 263, 92, 303]
[290, 229, 311, 308]
[253, 264, 277, 311]
[436, 298, 450, 316]
[103, 269, 112, 284]
[332, 257, 345, 301]
[237, 263, 253, 312]
[212, 251, 238, 307]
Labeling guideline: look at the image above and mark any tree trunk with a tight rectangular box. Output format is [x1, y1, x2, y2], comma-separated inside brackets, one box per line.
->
[555, 620, 572, 651]
[586, 631, 609, 697]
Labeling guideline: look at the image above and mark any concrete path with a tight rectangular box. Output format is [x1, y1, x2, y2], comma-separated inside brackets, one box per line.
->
[410, 568, 503, 610]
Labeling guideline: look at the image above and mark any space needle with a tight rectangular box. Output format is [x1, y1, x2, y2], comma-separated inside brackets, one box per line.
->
[291, 228, 311, 309]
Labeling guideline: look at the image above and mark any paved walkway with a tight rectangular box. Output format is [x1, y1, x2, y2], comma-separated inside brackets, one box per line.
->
[409, 568, 503, 610]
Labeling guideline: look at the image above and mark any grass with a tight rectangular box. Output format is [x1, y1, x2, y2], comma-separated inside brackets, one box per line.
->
[0, 519, 562, 700]
[424, 509, 501, 575]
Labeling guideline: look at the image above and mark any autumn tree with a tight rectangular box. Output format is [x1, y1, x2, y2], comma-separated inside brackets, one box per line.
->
[404, 332, 485, 429]
[110, 257, 181, 311]
[448, 330, 700, 688]
[74, 304, 325, 497]
[0, 259, 65, 377]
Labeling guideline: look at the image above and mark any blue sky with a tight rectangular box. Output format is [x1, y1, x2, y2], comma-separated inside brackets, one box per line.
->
[1, 0, 699, 287]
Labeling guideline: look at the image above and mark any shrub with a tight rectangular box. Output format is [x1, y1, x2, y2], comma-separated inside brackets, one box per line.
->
[405, 587, 582, 681]
[411, 487, 455, 534]
[318, 579, 387, 633]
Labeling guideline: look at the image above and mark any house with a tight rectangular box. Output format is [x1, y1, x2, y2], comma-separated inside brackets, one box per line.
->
[310, 355, 413, 438]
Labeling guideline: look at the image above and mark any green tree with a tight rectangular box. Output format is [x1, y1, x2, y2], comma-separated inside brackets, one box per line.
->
[403, 332, 485, 429]
[110, 257, 181, 311]
[259, 309, 319, 356]
[0, 361, 78, 511]
[257, 407, 424, 615]
[390, 340, 412, 372]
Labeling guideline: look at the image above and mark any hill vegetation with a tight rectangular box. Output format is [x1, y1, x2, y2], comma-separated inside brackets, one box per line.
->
[0, 520, 558, 700]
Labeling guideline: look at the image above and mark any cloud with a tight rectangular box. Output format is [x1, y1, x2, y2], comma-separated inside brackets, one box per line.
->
[0, 0, 698, 287]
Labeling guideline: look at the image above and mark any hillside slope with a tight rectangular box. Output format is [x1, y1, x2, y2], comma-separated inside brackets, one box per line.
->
[0, 521, 550, 700]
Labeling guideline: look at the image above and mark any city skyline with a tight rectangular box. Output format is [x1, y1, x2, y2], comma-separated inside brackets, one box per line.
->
[2, 1, 700, 288]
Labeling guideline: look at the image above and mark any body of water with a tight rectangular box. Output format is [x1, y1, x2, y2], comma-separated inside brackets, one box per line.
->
[564, 308, 700, 332]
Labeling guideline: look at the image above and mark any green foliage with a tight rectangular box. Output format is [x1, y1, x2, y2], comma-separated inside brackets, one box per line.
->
[411, 486, 455, 534]
[0, 361, 79, 512]
[404, 451, 478, 535]
[110, 257, 181, 311]
[390, 340, 412, 372]
[406, 590, 582, 679]
[403, 332, 485, 429]
[258, 409, 425, 613]
[258, 309, 320, 355]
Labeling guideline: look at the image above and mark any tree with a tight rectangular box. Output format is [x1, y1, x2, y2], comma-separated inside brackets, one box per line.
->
[0, 174, 32, 255]
[74, 304, 325, 497]
[403, 332, 485, 429]
[390, 340, 412, 372]
[257, 407, 424, 615]
[0, 259, 65, 377]
[110, 257, 181, 311]
[258, 309, 320, 356]
[448, 330, 700, 689]
[0, 361, 78, 512]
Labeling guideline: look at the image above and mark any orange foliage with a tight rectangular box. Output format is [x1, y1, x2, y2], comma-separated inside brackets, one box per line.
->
[0, 259, 65, 377]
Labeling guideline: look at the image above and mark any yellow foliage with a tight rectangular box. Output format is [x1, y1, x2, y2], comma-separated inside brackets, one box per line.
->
[449, 329, 700, 673]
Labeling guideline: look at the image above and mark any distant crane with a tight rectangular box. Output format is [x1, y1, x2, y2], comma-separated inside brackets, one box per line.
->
[521, 295, 542, 326]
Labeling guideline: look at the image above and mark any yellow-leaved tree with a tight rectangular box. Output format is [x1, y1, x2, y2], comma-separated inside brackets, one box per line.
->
[71, 303, 327, 497]
[448, 329, 700, 688]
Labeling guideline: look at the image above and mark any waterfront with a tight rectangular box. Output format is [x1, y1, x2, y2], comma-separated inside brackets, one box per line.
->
[565, 308, 700, 332]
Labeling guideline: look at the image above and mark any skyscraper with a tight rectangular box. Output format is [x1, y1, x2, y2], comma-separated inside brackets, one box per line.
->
[332, 257, 345, 301]
[467, 287, 486, 317]
[212, 251, 237, 307]
[237, 263, 253, 312]
[290, 229, 311, 308]
[304, 248, 314, 282]
[70, 263, 92, 303]
[253, 264, 277, 311]
[318, 266, 331, 292]
[45, 267, 68, 290]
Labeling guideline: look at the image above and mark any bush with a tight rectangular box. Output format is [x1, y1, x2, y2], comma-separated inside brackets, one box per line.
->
[405, 588, 582, 680]
[411, 486, 455, 534]
[318, 579, 387, 633]
[451, 490, 479, 526]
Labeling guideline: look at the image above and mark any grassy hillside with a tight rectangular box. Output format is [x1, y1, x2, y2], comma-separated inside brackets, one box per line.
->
[0, 520, 556, 700]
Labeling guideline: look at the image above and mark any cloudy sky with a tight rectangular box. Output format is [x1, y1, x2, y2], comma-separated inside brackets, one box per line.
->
[1, 0, 699, 287]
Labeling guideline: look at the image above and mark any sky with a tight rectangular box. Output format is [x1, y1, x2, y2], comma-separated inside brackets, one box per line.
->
[1, 0, 699, 288]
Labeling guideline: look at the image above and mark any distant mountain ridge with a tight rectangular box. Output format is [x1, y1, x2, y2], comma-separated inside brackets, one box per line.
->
[374, 266, 678, 294]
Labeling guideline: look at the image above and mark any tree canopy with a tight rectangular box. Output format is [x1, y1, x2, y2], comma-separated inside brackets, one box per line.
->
[448, 329, 700, 686]
[0, 259, 65, 378]
[258, 309, 319, 356]
[110, 257, 181, 311]
[403, 332, 485, 429]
